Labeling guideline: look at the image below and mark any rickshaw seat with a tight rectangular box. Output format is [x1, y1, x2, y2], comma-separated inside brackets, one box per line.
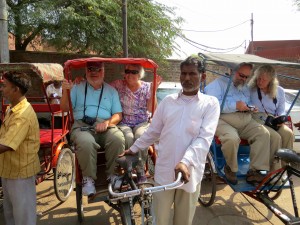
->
[40, 129, 65, 147]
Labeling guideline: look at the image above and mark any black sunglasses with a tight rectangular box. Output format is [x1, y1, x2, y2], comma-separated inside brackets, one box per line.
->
[87, 67, 102, 72]
[238, 72, 250, 79]
[125, 69, 139, 75]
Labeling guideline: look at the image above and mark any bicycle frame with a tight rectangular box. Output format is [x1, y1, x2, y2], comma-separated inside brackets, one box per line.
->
[243, 149, 300, 225]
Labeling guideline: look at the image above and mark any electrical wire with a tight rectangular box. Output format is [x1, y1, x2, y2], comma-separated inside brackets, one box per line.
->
[178, 35, 245, 53]
[182, 19, 250, 33]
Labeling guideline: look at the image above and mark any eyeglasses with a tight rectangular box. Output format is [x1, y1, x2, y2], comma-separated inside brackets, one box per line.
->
[238, 72, 250, 79]
[87, 67, 102, 72]
[125, 69, 139, 75]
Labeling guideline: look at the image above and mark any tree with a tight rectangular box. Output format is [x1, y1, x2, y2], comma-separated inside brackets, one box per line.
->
[7, 0, 183, 62]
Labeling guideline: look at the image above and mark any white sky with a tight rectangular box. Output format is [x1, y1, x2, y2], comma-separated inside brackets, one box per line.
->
[157, 0, 300, 59]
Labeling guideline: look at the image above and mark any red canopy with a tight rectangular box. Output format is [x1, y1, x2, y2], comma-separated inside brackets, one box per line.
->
[64, 57, 159, 70]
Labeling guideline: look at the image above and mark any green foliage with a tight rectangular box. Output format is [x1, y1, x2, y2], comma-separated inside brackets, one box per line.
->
[7, 0, 183, 65]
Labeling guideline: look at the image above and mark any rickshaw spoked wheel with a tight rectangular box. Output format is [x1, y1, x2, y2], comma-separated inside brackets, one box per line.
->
[146, 146, 156, 176]
[54, 147, 75, 202]
[198, 152, 216, 207]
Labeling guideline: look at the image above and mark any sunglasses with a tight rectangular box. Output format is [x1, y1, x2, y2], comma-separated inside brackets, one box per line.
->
[87, 67, 102, 72]
[125, 69, 139, 75]
[238, 72, 250, 79]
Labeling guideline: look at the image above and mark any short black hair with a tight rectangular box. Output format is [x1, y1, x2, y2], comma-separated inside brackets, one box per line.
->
[180, 56, 205, 74]
[3, 71, 32, 95]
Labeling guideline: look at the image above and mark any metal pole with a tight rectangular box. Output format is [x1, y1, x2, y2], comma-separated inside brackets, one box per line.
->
[0, 0, 9, 62]
[122, 0, 128, 58]
[251, 13, 254, 55]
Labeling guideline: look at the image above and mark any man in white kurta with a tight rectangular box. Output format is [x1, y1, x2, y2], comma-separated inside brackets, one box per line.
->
[124, 56, 220, 225]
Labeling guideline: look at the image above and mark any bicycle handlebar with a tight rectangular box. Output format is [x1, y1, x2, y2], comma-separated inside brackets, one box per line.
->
[108, 172, 184, 200]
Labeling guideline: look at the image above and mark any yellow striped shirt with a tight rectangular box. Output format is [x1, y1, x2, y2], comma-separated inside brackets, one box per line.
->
[0, 98, 40, 179]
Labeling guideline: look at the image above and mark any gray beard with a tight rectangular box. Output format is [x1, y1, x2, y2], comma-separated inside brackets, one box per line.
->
[236, 84, 244, 91]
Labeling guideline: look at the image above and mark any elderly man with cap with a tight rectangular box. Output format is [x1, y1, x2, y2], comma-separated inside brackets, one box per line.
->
[61, 61, 125, 196]
[0, 71, 40, 225]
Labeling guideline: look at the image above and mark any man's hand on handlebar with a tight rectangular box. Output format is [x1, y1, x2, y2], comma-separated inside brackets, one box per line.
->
[175, 162, 190, 184]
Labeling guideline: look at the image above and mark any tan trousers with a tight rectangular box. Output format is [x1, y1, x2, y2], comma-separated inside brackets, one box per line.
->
[252, 112, 295, 170]
[118, 122, 150, 173]
[71, 120, 125, 180]
[153, 183, 200, 225]
[217, 112, 270, 172]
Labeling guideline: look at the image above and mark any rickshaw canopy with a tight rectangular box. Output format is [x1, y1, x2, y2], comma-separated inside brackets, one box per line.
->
[64, 57, 159, 70]
[0, 63, 64, 83]
[198, 53, 300, 71]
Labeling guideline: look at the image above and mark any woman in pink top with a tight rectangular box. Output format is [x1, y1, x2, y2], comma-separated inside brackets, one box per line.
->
[110, 64, 161, 181]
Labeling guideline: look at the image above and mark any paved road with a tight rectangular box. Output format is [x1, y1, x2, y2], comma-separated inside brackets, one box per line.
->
[1, 142, 300, 225]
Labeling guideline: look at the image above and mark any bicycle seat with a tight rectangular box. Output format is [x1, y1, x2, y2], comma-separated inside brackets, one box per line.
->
[275, 148, 300, 163]
[116, 155, 139, 172]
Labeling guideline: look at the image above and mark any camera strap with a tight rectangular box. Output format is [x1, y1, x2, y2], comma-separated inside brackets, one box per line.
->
[257, 88, 277, 115]
[83, 82, 104, 119]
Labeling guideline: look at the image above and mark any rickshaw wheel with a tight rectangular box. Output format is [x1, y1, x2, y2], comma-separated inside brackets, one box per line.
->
[198, 153, 216, 207]
[54, 147, 75, 202]
[146, 155, 155, 176]
[120, 201, 136, 225]
[76, 184, 84, 223]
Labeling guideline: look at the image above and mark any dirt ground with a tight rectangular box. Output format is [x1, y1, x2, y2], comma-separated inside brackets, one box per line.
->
[1, 142, 300, 225]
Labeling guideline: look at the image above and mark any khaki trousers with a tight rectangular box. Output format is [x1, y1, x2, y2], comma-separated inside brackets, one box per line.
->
[217, 112, 270, 172]
[153, 183, 200, 225]
[118, 122, 150, 173]
[71, 120, 125, 180]
[252, 112, 295, 170]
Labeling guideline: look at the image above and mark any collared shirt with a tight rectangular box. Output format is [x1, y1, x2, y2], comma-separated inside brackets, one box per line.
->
[130, 91, 220, 193]
[71, 81, 122, 120]
[204, 76, 252, 113]
[110, 79, 151, 127]
[0, 98, 40, 179]
[250, 86, 285, 116]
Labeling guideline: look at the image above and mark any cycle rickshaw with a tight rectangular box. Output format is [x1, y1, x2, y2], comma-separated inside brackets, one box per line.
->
[0, 63, 75, 202]
[197, 53, 300, 224]
[64, 57, 182, 224]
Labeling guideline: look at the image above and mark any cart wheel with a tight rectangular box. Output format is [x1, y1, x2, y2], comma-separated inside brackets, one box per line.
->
[120, 201, 136, 225]
[147, 155, 155, 176]
[54, 147, 75, 202]
[198, 153, 216, 207]
[76, 184, 84, 223]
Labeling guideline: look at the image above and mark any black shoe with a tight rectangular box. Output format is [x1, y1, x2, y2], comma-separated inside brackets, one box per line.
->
[246, 169, 265, 184]
[224, 164, 238, 185]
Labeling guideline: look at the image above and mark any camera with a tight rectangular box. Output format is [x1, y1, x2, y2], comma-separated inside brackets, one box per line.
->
[265, 115, 288, 131]
[247, 105, 255, 111]
[82, 115, 96, 126]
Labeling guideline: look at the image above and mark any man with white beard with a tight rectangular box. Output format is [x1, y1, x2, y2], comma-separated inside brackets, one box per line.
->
[205, 63, 271, 185]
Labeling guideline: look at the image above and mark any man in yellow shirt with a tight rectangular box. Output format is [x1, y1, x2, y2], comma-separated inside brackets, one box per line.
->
[0, 71, 40, 225]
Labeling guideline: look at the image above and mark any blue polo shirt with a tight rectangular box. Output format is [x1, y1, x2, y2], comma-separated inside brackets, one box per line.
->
[71, 81, 122, 120]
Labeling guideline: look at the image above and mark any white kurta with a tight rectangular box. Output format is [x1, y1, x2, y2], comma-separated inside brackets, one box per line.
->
[130, 91, 220, 193]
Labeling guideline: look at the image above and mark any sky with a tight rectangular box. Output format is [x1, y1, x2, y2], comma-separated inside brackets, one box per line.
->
[157, 0, 300, 59]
